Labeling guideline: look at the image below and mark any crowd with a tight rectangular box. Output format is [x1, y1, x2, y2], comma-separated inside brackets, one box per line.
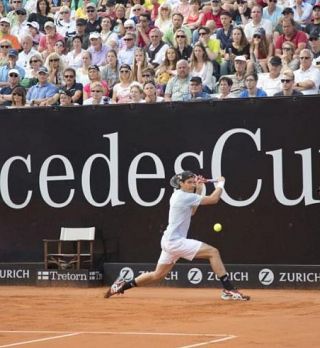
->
[0, 0, 320, 107]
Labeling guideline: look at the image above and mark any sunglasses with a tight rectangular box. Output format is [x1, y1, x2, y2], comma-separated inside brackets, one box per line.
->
[0, 45, 10, 48]
[64, 75, 74, 78]
[199, 32, 207, 36]
[142, 74, 151, 77]
[92, 89, 103, 92]
[282, 47, 291, 50]
[9, 73, 19, 77]
[86, 9, 95, 12]
[133, 8, 142, 11]
[300, 56, 310, 59]
[124, 38, 133, 41]
[253, 34, 261, 38]
[176, 35, 186, 38]
[281, 79, 292, 83]
[60, 11, 69, 14]
[120, 70, 130, 73]
[49, 58, 60, 62]
[12, 93, 22, 96]
[150, 35, 159, 38]
[30, 59, 39, 63]
[309, 37, 319, 41]
[125, 26, 134, 29]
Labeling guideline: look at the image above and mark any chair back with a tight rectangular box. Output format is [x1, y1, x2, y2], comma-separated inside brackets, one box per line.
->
[60, 227, 95, 241]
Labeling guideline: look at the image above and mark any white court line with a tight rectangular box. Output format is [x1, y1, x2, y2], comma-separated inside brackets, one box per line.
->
[178, 335, 237, 348]
[0, 333, 80, 348]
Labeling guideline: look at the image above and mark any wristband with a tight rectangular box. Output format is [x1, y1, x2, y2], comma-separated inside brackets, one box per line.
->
[216, 181, 225, 189]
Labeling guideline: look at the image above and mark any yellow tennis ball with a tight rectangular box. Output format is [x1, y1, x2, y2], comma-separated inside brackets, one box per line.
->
[213, 223, 222, 232]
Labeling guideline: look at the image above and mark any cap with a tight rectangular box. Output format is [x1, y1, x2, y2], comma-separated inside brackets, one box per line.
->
[124, 19, 136, 28]
[170, 171, 196, 189]
[16, 8, 27, 15]
[309, 30, 320, 39]
[27, 21, 40, 31]
[59, 89, 73, 97]
[269, 56, 282, 66]
[8, 49, 18, 57]
[190, 76, 202, 84]
[253, 27, 266, 37]
[313, 3, 320, 9]
[234, 55, 247, 62]
[211, 0, 221, 3]
[282, 7, 294, 14]
[44, 21, 55, 28]
[86, 2, 96, 8]
[38, 66, 49, 74]
[76, 18, 87, 26]
[89, 31, 100, 39]
[88, 64, 100, 71]
[0, 17, 10, 24]
[8, 68, 20, 76]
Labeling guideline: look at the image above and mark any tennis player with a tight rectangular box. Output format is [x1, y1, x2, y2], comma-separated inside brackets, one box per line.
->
[105, 170, 250, 301]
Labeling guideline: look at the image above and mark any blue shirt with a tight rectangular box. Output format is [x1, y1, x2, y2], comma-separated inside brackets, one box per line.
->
[183, 91, 212, 101]
[26, 82, 58, 102]
[0, 65, 25, 82]
[240, 88, 267, 98]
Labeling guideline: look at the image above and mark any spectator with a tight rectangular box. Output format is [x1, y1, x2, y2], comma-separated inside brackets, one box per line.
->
[155, 3, 172, 34]
[6, 0, 25, 28]
[262, 0, 283, 30]
[0, 17, 21, 50]
[273, 8, 302, 42]
[143, 80, 164, 103]
[129, 83, 144, 103]
[198, 26, 221, 62]
[17, 34, 37, 69]
[75, 0, 92, 20]
[136, 12, 154, 48]
[132, 47, 149, 83]
[65, 36, 86, 69]
[38, 21, 65, 60]
[215, 11, 233, 51]
[280, 41, 300, 71]
[27, 0, 54, 33]
[87, 31, 111, 66]
[10, 8, 28, 38]
[0, 48, 25, 87]
[294, 48, 320, 94]
[183, 76, 212, 100]
[76, 50, 92, 85]
[164, 59, 190, 101]
[100, 16, 118, 49]
[45, 52, 65, 87]
[240, 72, 267, 97]
[66, 18, 90, 50]
[59, 89, 75, 106]
[129, 4, 144, 22]
[225, 55, 247, 97]
[215, 76, 234, 99]
[201, 0, 223, 29]
[85, 2, 102, 34]
[221, 26, 249, 75]
[232, 0, 251, 27]
[26, 21, 42, 48]
[155, 47, 178, 92]
[274, 69, 304, 96]
[83, 81, 106, 104]
[100, 49, 119, 91]
[83, 64, 108, 99]
[309, 32, 320, 60]
[54, 40, 67, 65]
[118, 32, 136, 65]
[275, 18, 308, 58]
[112, 63, 134, 103]
[21, 53, 43, 88]
[0, 68, 21, 106]
[163, 12, 192, 46]
[244, 5, 273, 42]
[0, 39, 11, 66]
[247, 27, 273, 74]
[257, 55, 282, 96]
[150, 0, 161, 22]
[184, 0, 203, 33]
[26, 66, 58, 106]
[173, 0, 190, 20]
[56, 5, 76, 37]
[190, 42, 215, 93]
[173, 28, 193, 61]
[146, 28, 169, 69]
[8, 86, 27, 108]
[305, 4, 320, 37]
[292, 0, 313, 29]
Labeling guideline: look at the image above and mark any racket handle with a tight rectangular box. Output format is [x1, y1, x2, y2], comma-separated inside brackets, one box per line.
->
[205, 179, 219, 183]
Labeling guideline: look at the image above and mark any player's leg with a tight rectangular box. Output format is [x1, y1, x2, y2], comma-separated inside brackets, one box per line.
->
[195, 242, 250, 301]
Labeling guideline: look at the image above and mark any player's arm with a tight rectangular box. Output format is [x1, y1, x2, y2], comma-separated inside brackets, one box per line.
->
[200, 177, 225, 206]
[191, 177, 205, 215]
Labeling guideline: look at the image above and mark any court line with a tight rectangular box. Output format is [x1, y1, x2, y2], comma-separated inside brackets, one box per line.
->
[178, 335, 237, 348]
[0, 333, 80, 348]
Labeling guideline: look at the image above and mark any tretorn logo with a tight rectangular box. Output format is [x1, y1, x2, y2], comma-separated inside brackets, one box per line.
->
[187, 268, 203, 284]
[258, 268, 274, 285]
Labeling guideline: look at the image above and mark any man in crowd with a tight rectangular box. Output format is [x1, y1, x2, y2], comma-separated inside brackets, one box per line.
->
[183, 76, 212, 101]
[165, 59, 190, 101]
[292, 0, 313, 29]
[226, 55, 247, 97]
[0, 49, 25, 87]
[262, 0, 283, 30]
[0, 68, 21, 106]
[201, 0, 223, 29]
[306, 4, 320, 37]
[257, 56, 282, 96]
[66, 18, 90, 50]
[244, 5, 273, 41]
[17, 34, 38, 69]
[87, 31, 111, 66]
[85, 3, 102, 34]
[0, 17, 21, 50]
[118, 32, 136, 65]
[136, 13, 154, 48]
[274, 69, 303, 96]
[163, 13, 192, 46]
[146, 28, 169, 69]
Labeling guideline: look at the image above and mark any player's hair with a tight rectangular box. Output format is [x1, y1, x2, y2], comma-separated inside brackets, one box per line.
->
[170, 171, 195, 189]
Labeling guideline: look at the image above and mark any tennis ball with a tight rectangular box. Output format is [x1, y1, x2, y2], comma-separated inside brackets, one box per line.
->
[213, 223, 222, 232]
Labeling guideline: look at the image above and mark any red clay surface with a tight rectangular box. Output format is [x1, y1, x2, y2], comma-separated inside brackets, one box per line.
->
[0, 286, 319, 347]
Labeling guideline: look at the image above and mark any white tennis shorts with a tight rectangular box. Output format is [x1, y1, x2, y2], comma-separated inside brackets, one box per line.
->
[157, 237, 202, 264]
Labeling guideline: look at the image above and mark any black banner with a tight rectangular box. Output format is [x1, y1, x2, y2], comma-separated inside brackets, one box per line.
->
[0, 98, 319, 265]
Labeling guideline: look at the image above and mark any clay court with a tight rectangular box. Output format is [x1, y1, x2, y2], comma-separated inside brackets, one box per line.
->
[0, 286, 319, 347]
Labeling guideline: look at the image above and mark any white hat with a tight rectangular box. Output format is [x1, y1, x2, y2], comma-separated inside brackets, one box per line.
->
[89, 31, 101, 39]
[124, 19, 136, 28]
[27, 21, 40, 31]
[0, 17, 10, 24]
[234, 55, 247, 62]
[44, 21, 55, 28]
[8, 68, 20, 76]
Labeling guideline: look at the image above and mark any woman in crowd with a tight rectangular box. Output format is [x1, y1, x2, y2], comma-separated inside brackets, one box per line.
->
[155, 47, 178, 93]
[83, 81, 107, 105]
[54, 39, 68, 65]
[221, 26, 250, 75]
[174, 29, 193, 61]
[129, 83, 145, 103]
[132, 47, 149, 83]
[112, 64, 134, 104]
[247, 28, 273, 74]
[83, 64, 109, 100]
[76, 51, 92, 85]
[21, 53, 44, 89]
[100, 16, 118, 49]
[28, 0, 54, 33]
[9, 86, 27, 108]
[45, 52, 65, 87]
[189, 42, 215, 93]
[0, 39, 11, 66]
[280, 41, 299, 72]
[65, 36, 86, 69]
[0, 1, 7, 18]
[100, 49, 120, 94]
[143, 80, 164, 103]
[184, 0, 203, 32]
[155, 3, 172, 35]
[216, 76, 234, 99]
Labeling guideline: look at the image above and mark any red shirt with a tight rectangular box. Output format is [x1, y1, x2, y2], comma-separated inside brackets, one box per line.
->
[275, 30, 308, 50]
[201, 10, 223, 29]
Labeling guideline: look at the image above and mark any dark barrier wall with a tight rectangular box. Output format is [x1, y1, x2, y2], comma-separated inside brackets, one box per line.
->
[0, 97, 319, 266]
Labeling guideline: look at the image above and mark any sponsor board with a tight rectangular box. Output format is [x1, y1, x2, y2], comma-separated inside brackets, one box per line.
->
[104, 263, 320, 289]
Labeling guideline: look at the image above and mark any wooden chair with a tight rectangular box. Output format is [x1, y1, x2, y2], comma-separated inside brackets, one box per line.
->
[43, 227, 95, 270]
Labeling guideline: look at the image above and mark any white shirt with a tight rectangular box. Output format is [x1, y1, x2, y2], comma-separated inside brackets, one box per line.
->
[147, 42, 169, 66]
[244, 18, 273, 41]
[294, 65, 320, 95]
[163, 190, 202, 241]
[257, 73, 282, 96]
[17, 48, 38, 69]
